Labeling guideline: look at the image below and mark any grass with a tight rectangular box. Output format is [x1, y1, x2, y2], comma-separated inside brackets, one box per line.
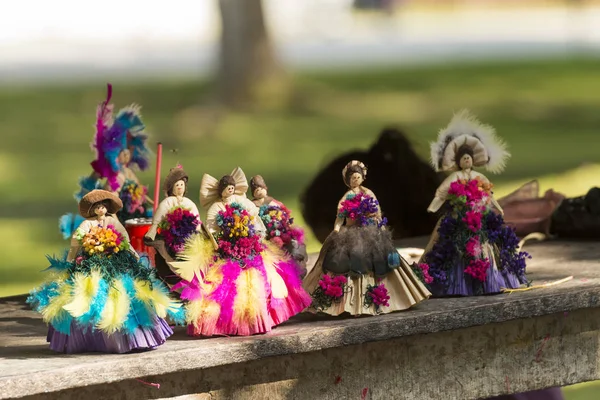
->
[3, 57, 600, 296]
[1, 56, 600, 397]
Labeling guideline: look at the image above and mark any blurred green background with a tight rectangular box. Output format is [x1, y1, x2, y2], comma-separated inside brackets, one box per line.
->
[3, 0, 600, 397]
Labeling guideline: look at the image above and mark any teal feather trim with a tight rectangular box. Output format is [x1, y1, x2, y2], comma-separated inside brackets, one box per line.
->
[121, 275, 155, 334]
[78, 278, 109, 329]
[59, 213, 85, 240]
[74, 175, 103, 201]
[152, 277, 186, 325]
[43, 252, 71, 272]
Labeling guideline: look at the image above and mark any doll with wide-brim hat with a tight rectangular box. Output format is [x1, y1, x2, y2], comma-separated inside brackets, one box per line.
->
[27, 189, 184, 354]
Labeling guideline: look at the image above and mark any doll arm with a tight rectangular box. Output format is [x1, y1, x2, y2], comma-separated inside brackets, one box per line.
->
[333, 194, 348, 232]
[477, 173, 504, 215]
[427, 173, 456, 213]
[188, 199, 203, 231]
[66, 220, 93, 262]
[146, 198, 171, 240]
[205, 203, 220, 235]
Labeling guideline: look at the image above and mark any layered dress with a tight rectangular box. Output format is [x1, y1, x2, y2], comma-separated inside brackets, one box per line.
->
[254, 196, 308, 276]
[28, 215, 184, 353]
[419, 170, 529, 296]
[145, 195, 203, 285]
[168, 168, 311, 336]
[303, 186, 430, 315]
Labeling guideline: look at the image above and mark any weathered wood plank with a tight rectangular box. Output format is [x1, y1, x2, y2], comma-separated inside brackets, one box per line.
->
[1, 239, 599, 399]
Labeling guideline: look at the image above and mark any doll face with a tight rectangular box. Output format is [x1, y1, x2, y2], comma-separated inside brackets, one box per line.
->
[94, 203, 107, 217]
[222, 185, 235, 198]
[459, 154, 473, 170]
[349, 172, 363, 188]
[118, 149, 132, 165]
[253, 187, 267, 199]
[173, 180, 186, 197]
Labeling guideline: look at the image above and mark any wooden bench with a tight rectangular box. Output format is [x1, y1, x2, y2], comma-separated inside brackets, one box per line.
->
[1, 238, 599, 400]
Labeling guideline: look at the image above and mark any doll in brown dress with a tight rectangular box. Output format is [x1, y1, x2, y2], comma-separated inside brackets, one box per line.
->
[303, 160, 430, 315]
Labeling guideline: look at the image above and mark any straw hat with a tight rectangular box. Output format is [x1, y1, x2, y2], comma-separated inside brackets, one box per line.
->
[79, 190, 123, 218]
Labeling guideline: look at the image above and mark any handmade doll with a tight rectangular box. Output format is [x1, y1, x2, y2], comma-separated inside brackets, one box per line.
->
[144, 165, 203, 284]
[250, 175, 308, 276]
[28, 190, 184, 354]
[303, 160, 430, 316]
[418, 110, 529, 296]
[60, 85, 153, 235]
[168, 167, 311, 336]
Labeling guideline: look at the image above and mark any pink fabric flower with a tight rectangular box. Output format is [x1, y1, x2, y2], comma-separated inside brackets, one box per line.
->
[318, 275, 347, 299]
[465, 237, 482, 258]
[368, 284, 390, 307]
[418, 263, 434, 284]
[462, 211, 482, 232]
[464, 258, 490, 282]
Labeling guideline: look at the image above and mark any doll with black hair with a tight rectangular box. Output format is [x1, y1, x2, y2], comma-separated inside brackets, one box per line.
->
[303, 160, 430, 316]
[250, 175, 308, 276]
[419, 110, 529, 297]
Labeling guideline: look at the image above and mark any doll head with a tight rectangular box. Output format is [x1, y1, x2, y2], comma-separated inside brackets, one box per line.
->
[343, 165, 365, 188]
[342, 160, 368, 188]
[165, 165, 189, 197]
[93, 201, 109, 217]
[250, 175, 268, 199]
[117, 148, 132, 166]
[455, 144, 474, 171]
[219, 175, 236, 199]
[79, 190, 123, 218]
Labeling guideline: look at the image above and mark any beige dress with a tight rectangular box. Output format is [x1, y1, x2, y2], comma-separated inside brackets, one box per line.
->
[303, 186, 430, 316]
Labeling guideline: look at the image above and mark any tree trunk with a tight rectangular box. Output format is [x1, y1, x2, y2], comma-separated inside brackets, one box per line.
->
[218, 0, 289, 108]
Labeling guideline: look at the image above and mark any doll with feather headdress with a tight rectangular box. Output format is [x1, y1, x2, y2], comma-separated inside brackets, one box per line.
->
[167, 167, 311, 336]
[419, 110, 529, 296]
[60, 85, 154, 238]
[27, 190, 184, 354]
[302, 160, 431, 316]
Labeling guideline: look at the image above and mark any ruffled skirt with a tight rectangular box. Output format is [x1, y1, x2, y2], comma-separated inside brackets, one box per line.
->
[303, 225, 430, 316]
[172, 240, 311, 336]
[27, 253, 185, 353]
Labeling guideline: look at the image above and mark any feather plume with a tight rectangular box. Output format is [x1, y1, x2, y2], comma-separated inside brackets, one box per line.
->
[169, 234, 215, 282]
[97, 279, 130, 334]
[232, 269, 266, 328]
[78, 276, 109, 326]
[430, 109, 510, 174]
[43, 252, 72, 272]
[261, 246, 289, 299]
[40, 284, 73, 334]
[62, 270, 101, 317]
[134, 279, 182, 320]
[59, 213, 86, 240]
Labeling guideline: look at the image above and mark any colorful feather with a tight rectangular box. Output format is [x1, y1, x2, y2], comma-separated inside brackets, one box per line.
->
[97, 279, 130, 334]
[170, 234, 215, 282]
[63, 270, 101, 318]
[59, 213, 86, 240]
[74, 175, 103, 202]
[43, 252, 71, 272]
[78, 277, 109, 327]
[232, 268, 268, 331]
[133, 279, 182, 320]
[40, 283, 74, 334]
[261, 248, 289, 300]
[121, 275, 154, 334]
